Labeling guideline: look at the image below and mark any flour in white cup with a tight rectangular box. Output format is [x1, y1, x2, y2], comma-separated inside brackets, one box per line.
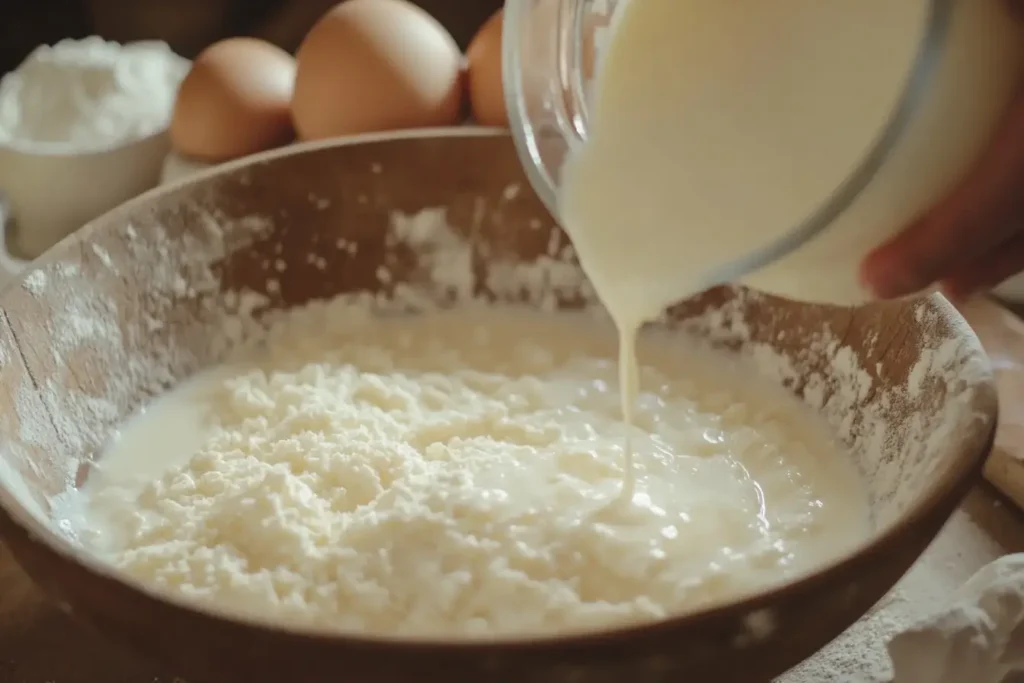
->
[0, 36, 189, 150]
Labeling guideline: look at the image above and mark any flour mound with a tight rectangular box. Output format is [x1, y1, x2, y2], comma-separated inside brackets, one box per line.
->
[0, 36, 188, 148]
[86, 301, 866, 637]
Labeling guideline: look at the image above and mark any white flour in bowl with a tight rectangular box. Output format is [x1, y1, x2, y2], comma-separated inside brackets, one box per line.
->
[74, 300, 871, 637]
[0, 36, 188, 149]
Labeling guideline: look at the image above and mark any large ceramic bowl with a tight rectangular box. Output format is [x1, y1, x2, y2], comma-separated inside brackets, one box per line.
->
[0, 129, 998, 683]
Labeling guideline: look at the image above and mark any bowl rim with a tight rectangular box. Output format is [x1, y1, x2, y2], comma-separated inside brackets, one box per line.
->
[0, 126, 170, 159]
[0, 127, 1000, 650]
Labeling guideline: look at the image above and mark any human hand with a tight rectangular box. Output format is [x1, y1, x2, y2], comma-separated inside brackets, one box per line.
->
[861, 0, 1024, 302]
[860, 84, 1024, 302]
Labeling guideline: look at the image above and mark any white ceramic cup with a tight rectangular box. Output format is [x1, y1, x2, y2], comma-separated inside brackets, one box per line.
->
[994, 273, 1024, 305]
[0, 130, 170, 261]
[159, 149, 215, 187]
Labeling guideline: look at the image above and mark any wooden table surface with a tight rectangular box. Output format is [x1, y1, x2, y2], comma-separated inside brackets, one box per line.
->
[1, 484, 1022, 683]
[0, 541, 174, 683]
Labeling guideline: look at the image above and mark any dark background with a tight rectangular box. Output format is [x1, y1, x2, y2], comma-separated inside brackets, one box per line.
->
[0, 0, 505, 74]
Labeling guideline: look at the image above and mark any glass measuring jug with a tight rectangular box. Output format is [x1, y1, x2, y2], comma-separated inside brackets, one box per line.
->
[502, 0, 1024, 306]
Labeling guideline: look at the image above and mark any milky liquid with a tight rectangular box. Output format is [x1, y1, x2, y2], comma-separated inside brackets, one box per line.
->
[559, 0, 1024, 489]
[72, 306, 870, 633]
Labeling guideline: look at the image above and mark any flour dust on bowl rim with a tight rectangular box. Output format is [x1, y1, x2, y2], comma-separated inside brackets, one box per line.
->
[0, 129, 998, 683]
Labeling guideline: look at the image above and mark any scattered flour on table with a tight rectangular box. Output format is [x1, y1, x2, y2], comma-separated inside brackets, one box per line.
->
[885, 552, 1024, 683]
[0, 36, 188, 149]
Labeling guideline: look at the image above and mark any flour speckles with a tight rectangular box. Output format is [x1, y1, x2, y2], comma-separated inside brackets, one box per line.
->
[90, 243, 114, 269]
[22, 269, 46, 294]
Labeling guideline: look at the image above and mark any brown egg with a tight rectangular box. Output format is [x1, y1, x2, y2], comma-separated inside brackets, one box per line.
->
[292, 0, 464, 140]
[466, 9, 507, 127]
[171, 38, 296, 163]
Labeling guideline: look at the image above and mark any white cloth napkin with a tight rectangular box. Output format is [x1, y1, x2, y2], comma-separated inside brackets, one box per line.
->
[888, 553, 1024, 683]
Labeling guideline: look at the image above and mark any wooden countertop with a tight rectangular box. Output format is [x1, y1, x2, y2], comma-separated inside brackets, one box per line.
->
[0, 539, 173, 683]
[2, 485, 1022, 683]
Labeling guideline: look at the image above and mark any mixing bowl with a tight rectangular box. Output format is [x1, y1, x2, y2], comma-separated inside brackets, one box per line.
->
[0, 129, 998, 683]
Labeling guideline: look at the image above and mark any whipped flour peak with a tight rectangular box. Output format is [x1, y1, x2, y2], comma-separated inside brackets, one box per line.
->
[0, 36, 188, 149]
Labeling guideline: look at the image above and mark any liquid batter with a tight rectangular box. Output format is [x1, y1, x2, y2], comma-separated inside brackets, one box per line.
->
[75, 303, 870, 636]
[558, 0, 1024, 488]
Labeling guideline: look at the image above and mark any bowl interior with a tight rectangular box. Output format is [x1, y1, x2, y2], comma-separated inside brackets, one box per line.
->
[0, 129, 998, 680]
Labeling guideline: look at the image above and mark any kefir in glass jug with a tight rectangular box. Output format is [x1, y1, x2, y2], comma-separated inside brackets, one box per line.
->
[502, 0, 1024, 313]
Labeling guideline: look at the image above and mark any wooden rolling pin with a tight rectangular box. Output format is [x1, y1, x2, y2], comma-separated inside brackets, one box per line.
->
[958, 296, 1024, 509]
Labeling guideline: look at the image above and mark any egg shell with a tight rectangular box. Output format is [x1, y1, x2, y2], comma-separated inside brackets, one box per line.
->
[466, 9, 507, 127]
[171, 37, 296, 163]
[292, 0, 464, 140]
